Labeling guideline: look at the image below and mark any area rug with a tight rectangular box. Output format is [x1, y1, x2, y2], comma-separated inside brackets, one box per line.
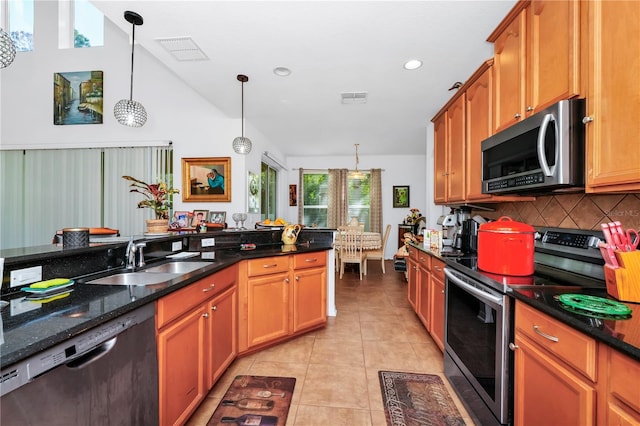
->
[207, 375, 296, 425]
[378, 371, 465, 426]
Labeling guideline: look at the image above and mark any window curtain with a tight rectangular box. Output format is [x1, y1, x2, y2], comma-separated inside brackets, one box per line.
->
[297, 168, 304, 224]
[369, 168, 383, 234]
[327, 168, 349, 228]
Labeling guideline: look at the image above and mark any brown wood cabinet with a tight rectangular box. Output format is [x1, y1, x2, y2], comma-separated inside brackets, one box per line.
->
[416, 251, 431, 329]
[489, 0, 582, 132]
[428, 258, 445, 351]
[156, 266, 237, 426]
[433, 93, 466, 204]
[433, 113, 448, 204]
[584, 0, 640, 193]
[598, 345, 640, 425]
[407, 247, 419, 311]
[238, 252, 327, 353]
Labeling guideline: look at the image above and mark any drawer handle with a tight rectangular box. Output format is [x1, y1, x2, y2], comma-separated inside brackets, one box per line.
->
[305, 258, 318, 263]
[533, 325, 559, 342]
[202, 283, 216, 292]
[263, 263, 279, 268]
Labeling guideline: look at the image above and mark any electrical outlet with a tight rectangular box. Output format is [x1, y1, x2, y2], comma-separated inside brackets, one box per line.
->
[172, 241, 182, 252]
[201, 251, 216, 260]
[10, 266, 43, 288]
[201, 238, 215, 248]
[11, 298, 41, 315]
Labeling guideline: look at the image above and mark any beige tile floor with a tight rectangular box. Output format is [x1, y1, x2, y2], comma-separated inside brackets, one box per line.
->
[186, 261, 476, 426]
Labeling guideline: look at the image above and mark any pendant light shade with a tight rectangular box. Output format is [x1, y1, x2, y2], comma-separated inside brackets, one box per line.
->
[232, 74, 252, 154]
[114, 11, 147, 127]
[0, 28, 17, 68]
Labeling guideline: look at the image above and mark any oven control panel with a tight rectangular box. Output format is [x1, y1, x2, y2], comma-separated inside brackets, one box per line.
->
[541, 231, 597, 249]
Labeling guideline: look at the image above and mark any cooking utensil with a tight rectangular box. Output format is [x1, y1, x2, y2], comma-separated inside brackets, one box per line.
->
[477, 216, 535, 276]
[601, 223, 615, 246]
[624, 228, 639, 251]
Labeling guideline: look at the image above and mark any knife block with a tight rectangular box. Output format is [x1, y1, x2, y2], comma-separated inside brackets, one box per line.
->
[605, 250, 640, 303]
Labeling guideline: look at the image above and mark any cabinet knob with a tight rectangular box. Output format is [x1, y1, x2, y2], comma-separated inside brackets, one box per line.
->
[526, 106, 534, 112]
[203, 312, 209, 318]
[508, 342, 518, 351]
[514, 113, 521, 119]
[582, 116, 594, 124]
[211, 305, 217, 311]
[295, 276, 300, 281]
[285, 277, 290, 283]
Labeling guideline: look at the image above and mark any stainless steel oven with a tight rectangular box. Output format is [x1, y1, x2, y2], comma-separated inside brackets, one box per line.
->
[444, 267, 512, 426]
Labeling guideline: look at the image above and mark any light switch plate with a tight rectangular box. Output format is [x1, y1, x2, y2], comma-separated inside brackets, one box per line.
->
[10, 266, 43, 288]
[201, 238, 215, 247]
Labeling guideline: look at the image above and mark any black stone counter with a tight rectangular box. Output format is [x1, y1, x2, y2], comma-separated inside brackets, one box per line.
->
[1, 229, 334, 369]
[408, 242, 640, 362]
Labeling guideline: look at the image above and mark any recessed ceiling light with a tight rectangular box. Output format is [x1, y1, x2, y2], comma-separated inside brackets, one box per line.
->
[273, 67, 291, 76]
[403, 59, 423, 70]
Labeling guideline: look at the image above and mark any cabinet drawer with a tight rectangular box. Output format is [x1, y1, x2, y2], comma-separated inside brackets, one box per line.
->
[416, 251, 431, 270]
[247, 256, 290, 277]
[293, 252, 326, 270]
[516, 302, 597, 381]
[431, 258, 445, 282]
[607, 348, 640, 414]
[157, 267, 236, 329]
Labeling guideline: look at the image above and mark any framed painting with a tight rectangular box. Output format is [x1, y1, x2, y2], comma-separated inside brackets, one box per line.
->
[182, 157, 231, 202]
[248, 171, 260, 213]
[209, 211, 226, 225]
[393, 185, 410, 208]
[289, 184, 297, 206]
[53, 70, 103, 125]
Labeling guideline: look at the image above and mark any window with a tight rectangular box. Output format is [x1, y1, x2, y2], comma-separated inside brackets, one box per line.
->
[302, 171, 371, 229]
[58, 0, 104, 49]
[261, 162, 278, 221]
[8, 0, 34, 51]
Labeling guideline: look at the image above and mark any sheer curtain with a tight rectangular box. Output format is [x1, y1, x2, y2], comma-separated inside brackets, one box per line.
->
[297, 168, 304, 224]
[327, 168, 349, 228]
[369, 168, 383, 234]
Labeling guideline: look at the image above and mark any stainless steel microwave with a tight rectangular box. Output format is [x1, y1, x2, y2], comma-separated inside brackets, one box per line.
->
[481, 99, 585, 194]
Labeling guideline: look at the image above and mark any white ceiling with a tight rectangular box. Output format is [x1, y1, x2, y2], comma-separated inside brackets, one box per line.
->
[93, 1, 517, 157]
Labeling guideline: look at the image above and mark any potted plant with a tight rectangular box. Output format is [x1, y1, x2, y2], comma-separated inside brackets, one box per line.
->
[122, 175, 179, 233]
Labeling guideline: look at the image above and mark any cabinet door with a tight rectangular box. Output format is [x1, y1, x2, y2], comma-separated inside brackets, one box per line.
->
[158, 305, 208, 426]
[246, 272, 289, 348]
[585, 0, 640, 192]
[407, 257, 419, 311]
[527, 0, 581, 115]
[417, 264, 430, 329]
[446, 94, 466, 202]
[429, 276, 445, 352]
[465, 63, 493, 201]
[433, 113, 447, 204]
[207, 286, 238, 388]
[493, 9, 526, 132]
[513, 333, 596, 426]
[292, 266, 327, 333]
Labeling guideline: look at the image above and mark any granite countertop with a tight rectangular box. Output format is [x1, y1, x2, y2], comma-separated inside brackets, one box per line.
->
[0, 243, 331, 368]
[409, 242, 640, 362]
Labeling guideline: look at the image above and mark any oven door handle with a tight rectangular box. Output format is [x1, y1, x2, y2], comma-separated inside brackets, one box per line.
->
[445, 269, 503, 306]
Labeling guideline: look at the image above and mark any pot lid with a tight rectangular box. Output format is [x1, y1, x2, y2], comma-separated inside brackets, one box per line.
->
[479, 216, 535, 233]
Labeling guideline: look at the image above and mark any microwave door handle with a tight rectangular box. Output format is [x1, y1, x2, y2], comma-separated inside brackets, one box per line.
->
[537, 113, 557, 176]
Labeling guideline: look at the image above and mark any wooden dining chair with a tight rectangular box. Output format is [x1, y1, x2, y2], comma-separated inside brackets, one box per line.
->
[338, 225, 367, 280]
[365, 224, 392, 274]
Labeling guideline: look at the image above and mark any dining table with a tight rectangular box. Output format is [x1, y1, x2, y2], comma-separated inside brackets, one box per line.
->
[334, 231, 382, 250]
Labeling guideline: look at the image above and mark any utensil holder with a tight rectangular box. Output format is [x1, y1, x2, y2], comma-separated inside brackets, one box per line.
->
[605, 250, 640, 303]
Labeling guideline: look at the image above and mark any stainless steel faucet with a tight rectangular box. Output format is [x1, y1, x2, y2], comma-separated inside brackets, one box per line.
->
[125, 238, 146, 271]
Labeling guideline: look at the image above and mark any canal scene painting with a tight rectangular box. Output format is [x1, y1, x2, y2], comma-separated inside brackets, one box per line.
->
[54, 70, 103, 125]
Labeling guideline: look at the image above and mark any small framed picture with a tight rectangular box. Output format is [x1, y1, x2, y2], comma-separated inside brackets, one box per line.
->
[191, 210, 209, 227]
[209, 211, 226, 225]
[171, 211, 189, 228]
[393, 185, 410, 208]
[289, 184, 297, 206]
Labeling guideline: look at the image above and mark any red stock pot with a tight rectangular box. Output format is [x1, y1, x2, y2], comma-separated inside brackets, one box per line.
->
[477, 216, 535, 276]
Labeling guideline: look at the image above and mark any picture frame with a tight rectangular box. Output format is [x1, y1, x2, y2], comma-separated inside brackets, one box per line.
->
[248, 171, 260, 213]
[171, 211, 189, 228]
[54, 70, 103, 125]
[209, 211, 226, 225]
[191, 210, 209, 227]
[289, 184, 297, 206]
[182, 157, 231, 202]
[393, 185, 410, 208]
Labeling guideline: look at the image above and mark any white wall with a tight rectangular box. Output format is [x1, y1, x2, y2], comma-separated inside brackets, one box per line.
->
[284, 154, 427, 260]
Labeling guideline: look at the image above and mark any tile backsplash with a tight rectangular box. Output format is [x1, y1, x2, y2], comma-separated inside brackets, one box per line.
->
[478, 193, 640, 231]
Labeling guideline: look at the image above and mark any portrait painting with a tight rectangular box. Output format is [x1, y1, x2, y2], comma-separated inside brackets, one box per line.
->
[182, 157, 231, 202]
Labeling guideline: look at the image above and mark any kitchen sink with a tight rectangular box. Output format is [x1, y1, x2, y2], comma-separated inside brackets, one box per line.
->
[142, 261, 211, 274]
[86, 272, 181, 286]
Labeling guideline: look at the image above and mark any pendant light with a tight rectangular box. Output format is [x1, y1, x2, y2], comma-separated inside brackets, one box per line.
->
[114, 11, 147, 127]
[232, 74, 252, 154]
[0, 28, 17, 68]
[351, 143, 364, 179]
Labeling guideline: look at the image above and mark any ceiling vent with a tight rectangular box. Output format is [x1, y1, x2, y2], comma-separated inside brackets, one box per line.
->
[341, 91, 368, 104]
[155, 37, 209, 61]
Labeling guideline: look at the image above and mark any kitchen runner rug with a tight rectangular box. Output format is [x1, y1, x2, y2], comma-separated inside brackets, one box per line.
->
[378, 371, 466, 426]
[207, 375, 296, 426]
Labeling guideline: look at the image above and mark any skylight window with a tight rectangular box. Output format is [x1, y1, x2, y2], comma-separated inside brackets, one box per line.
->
[58, 0, 103, 49]
[8, 0, 34, 52]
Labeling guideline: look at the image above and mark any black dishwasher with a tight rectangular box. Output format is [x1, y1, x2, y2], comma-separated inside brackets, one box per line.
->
[0, 303, 158, 425]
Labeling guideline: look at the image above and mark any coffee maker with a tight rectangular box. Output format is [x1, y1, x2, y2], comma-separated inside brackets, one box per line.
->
[461, 214, 487, 252]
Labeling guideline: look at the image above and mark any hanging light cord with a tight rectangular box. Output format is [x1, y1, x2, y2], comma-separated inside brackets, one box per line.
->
[128, 21, 136, 101]
[241, 81, 245, 138]
[354, 143, 360, 172]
